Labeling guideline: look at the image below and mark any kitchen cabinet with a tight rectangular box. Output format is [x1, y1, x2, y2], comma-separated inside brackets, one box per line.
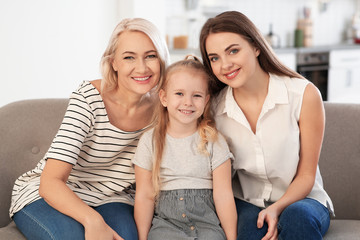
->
[328, 49, 360, 103]
[276, 52, 296, 71]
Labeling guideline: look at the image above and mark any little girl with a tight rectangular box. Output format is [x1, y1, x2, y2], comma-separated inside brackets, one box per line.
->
[132, 56, 237, 240]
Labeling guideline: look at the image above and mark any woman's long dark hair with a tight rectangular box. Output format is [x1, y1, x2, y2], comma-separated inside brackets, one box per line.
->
[200, 11, 303, 96]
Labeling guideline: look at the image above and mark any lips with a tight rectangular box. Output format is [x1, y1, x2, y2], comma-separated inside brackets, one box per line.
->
[179, 109, 194, 115]
[224, 68, 240, 80]
[132, 76, 151, 83]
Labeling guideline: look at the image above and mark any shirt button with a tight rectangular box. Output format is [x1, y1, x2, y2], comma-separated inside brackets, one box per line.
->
[190, 226, 195, 230]
[182, 213, 186, 218]
[179, 197, 184, 201]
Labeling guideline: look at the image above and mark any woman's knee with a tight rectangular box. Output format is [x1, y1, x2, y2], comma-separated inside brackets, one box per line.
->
[235, 199, 268, 240]
[96, 202, 138, 240]
[13, 202, 84, 240]
[278, 199, 330, 239]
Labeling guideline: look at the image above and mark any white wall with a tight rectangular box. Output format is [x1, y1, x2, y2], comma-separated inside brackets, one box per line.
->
[0, 0, 120, 107]
[164, 0, 358, 49]
[225, 0, 357, 47]
[1, 0, 358, 107]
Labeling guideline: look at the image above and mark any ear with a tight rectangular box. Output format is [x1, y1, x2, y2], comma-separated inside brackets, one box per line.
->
[112, 59, 118, 72]
[255, 47, 260, 57]
[159, 89, 167, 107]
[205, 94, 210, 105]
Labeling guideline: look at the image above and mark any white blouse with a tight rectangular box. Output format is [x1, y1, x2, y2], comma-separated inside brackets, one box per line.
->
[212, 74, 334, 214]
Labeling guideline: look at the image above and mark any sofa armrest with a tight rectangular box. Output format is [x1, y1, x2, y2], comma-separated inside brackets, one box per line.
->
[319, 102, 360, 220]
[0, 99, 69, 227]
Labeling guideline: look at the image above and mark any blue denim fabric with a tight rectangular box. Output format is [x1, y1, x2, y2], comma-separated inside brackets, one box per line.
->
[235, 198, 330, 240]
[13, 198, 138, 240]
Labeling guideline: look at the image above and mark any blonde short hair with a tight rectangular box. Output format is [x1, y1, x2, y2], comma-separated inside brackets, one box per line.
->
[100, 18, 170, 92]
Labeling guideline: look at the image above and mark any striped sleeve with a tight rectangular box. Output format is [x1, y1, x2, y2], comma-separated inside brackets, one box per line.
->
[45, 90, 93, 165]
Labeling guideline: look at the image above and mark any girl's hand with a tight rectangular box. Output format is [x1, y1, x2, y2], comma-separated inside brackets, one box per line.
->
[257, 206, 279, 240]
[84, 218, 124, 240]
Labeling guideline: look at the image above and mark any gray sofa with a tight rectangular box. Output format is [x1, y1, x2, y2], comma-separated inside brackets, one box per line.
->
[0, 99, 360, 239]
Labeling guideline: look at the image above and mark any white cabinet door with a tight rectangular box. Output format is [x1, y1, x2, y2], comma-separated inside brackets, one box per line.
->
[328, 68, 360, 103]
[328, 49, 360, 103]
[277, 53, 296, 71]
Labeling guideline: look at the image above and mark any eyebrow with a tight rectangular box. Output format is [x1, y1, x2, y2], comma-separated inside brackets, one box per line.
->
[173, 89, 206, 95]
[122, 50, 157, 55]
[207, 44, 239, 57]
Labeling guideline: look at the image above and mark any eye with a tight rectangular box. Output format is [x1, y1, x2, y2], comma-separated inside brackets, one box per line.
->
[175, 92, 183, 96]
[124, 56, 135, 60]
[209, 56, 218, 62]
[146, 54, 158, 59]
[229, 48, 239, 55]
[194, 94, 203, 98]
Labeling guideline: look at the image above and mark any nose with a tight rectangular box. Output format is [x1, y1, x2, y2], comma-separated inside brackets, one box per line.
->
[221, 57, 233, 70]
[184, 96, 193, 107]
[136, 58, 148, 73]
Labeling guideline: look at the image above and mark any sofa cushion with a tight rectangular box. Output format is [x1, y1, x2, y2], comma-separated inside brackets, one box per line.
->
[0, 222, 25, 239]
[324, 219, 360, 240]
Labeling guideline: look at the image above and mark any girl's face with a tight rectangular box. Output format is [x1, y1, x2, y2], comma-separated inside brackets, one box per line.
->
[159, 68, 210, 131]
[112, 31, 160, 95]
[205, 32, 260, 89]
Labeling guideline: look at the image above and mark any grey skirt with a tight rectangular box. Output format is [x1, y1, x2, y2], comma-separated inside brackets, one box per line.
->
[148, 189, 226, 240]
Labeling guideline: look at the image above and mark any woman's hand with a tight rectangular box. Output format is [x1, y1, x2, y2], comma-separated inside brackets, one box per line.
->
[40, 159, 124, 240]
[257, 205, 279, 240]
[84, 217, 124, 240]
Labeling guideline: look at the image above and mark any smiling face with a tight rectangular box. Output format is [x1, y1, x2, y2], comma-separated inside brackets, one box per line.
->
[112, 30, 161, 96]
[159, 68, 210, 133]
[205, 32, 260, 89]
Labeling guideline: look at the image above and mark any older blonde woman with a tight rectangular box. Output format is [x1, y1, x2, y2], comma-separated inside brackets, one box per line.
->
[10, 18, 170, 240]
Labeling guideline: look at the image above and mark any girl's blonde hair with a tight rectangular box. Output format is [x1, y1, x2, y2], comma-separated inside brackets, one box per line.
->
[151, 55, 218, 197]
[100, 18, 170, 93]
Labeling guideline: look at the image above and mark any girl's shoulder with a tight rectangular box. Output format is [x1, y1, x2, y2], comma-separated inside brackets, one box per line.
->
[139, 127, 155, 141]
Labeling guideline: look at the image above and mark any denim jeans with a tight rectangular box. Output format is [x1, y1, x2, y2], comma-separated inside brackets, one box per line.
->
[13, 198, 138, 240]
[235, 198, 330, 240]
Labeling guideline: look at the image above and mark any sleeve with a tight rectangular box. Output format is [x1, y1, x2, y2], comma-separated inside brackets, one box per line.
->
[210, 133, 234, 171]
[44, 90, 93, 165]
[132, 130, 154, 171]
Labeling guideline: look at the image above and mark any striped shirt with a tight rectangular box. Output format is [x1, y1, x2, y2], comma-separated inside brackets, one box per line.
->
[10, 81, 147, 217]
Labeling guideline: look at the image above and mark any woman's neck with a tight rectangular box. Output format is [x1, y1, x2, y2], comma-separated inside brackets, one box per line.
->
[233, 70, 270, 102]
[110, 88, 150, 109]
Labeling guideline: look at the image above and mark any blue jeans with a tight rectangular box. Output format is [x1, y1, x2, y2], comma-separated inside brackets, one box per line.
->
[235, 198, 330, 240]
[13, 198, 138, 240]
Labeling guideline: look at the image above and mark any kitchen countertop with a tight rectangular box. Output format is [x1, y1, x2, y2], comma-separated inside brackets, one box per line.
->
[273, 43, 360, 54]
[170, 43, 360, 56]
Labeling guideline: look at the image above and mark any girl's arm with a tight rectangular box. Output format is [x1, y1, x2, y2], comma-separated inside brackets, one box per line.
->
[213, 159, 238, 240]
[39, 159, 122, 240]
[258, 83, 325, 240]
[134, 165, 156, 240]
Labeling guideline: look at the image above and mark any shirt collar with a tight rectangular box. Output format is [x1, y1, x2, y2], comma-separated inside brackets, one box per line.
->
[263, 73, 289, 110]
[216, 73, 289, 116]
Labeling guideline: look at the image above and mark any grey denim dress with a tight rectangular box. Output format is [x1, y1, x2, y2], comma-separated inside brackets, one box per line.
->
[148, 189, 226, 240]
[133, 130, 234, 239]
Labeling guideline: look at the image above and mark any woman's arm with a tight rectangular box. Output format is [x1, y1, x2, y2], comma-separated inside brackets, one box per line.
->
[39, 159, 122, 240]
[258, 83, 325, 240]
[213, 159, 238, 240]
[134, 165, 156, 240]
